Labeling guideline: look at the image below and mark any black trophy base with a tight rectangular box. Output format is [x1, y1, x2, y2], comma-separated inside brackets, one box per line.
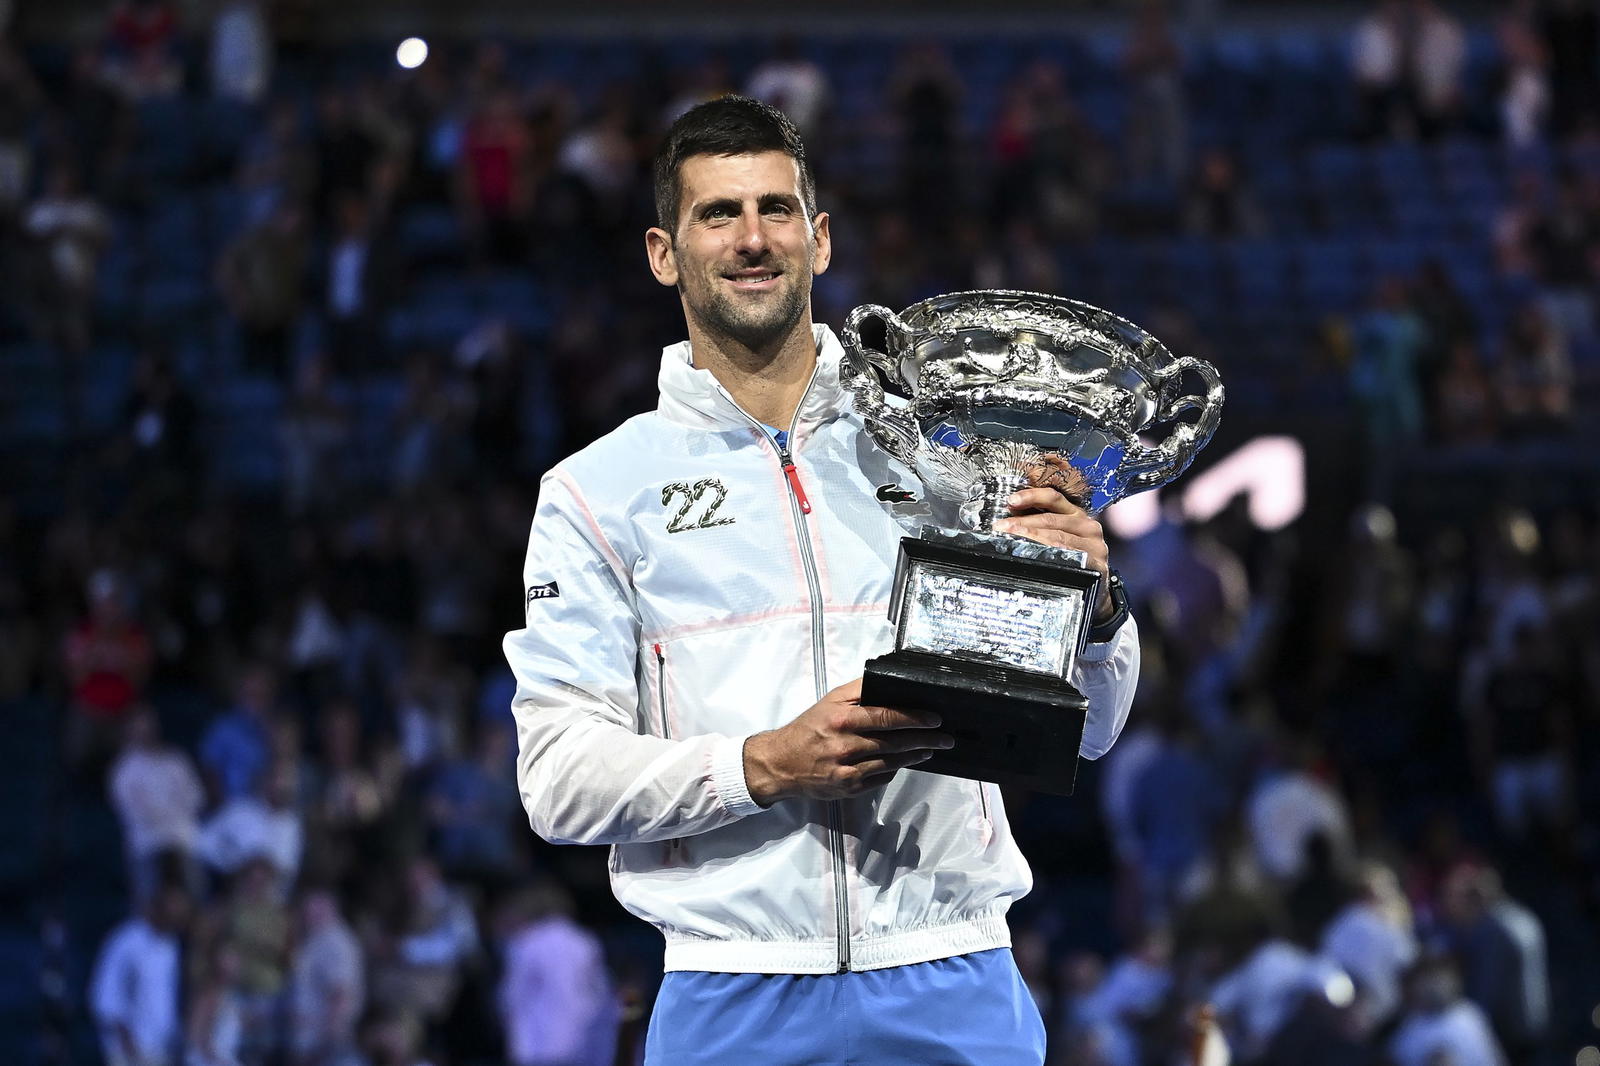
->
[861, 648, 1088, 795]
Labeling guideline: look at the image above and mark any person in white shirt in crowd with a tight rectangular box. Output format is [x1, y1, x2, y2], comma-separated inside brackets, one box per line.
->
[109, 706, 205, 903]
[288, 887, 366, 1066]
[91, 884, 190, 1066]
[1247, 738, 1353, 885]
[1389, 957, 1507, 1066]
[1318, 860, 1419, 1038]
[745, 35, 829, 139]
[197, 756, 304, 891]
[1409, 0, 1468, 137]
[209, 0, 271, 106]
[23, 163, 109, 357]
[497, 881, 620, 1066]
[1210, 934, 1348, 1060]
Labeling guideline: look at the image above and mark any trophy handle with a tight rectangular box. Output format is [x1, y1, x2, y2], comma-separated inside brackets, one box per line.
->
[842, 303, 913, 394]
[1124, 356, 1226, 494]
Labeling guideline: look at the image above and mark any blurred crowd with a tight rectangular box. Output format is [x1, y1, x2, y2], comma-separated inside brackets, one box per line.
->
[0, 1, 1598, 1065]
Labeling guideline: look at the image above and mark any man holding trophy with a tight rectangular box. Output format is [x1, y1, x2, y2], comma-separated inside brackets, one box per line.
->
[503, 97, 1220, 1064]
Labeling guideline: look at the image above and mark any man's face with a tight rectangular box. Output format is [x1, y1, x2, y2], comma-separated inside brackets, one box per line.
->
[647, 151, 831, 351]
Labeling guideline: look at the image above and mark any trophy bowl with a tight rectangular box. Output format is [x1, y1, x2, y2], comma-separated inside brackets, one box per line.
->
[841, 290, 1224, 793]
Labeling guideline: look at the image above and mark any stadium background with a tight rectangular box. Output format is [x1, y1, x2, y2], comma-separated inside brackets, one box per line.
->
[1, 0, 1597, 1064]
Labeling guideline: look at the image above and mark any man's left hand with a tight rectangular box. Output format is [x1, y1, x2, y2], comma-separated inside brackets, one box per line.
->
[994, 488, 1114, 623]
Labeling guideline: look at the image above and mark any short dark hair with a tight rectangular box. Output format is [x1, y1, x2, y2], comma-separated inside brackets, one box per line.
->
[652, 95, 817, 237]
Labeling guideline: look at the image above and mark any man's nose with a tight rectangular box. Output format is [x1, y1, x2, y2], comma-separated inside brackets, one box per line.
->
[734, 208, 768, 256]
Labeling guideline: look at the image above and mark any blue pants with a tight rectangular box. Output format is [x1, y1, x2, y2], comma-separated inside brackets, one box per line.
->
[643, 948, 1046, 1065]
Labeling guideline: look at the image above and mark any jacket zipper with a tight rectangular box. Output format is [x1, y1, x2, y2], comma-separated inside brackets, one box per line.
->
[731, 364, 850, 972]
[977, 781, 990, 824]
[652, 643, 669, 739]
[655, 643, 680, 857]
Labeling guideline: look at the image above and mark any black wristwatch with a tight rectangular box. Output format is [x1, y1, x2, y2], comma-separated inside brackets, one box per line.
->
[1087, 570, 1130, 644]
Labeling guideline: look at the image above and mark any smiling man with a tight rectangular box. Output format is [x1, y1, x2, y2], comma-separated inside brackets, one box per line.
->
[503, 97, 1140, 1065]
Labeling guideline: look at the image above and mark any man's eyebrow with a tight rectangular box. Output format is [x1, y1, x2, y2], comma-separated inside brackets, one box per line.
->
[689, 197, 743, 219]
[689, 193, 805, 219]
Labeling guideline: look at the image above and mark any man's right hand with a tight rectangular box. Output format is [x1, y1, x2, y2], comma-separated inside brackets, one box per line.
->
[742, 678, 953, 806]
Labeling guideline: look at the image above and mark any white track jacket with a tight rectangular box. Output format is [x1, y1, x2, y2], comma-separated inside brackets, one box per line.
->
[503, 324, 1140, 975]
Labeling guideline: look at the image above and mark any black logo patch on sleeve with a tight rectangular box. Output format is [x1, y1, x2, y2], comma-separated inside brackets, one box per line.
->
[526, 581, 561, 606]
[875, 483, 918, 504]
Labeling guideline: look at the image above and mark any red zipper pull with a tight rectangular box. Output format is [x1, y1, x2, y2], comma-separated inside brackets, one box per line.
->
[781, 459, 812, 514]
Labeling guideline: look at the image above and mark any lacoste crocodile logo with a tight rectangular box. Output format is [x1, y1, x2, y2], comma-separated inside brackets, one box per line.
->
[875, 484, 918, 504]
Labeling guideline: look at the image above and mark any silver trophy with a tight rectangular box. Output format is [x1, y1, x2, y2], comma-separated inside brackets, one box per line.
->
[842, 290, 1224, 793]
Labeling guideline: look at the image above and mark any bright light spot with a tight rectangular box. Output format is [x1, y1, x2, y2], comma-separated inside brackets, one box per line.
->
[1575, 1046, 1600, 1066]
[1323, 972, 1355, 1008]
[1105, 489, 1161, 540]
[1591, 1003, 1600, 1028]
[396, 37, 429, 69]
[1181, 435, 1305, 531]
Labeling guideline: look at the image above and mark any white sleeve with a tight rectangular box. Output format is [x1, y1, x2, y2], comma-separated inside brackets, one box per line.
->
[502, 470, 764, 847]
[88, 927, 131, 1030]
[1074, 614, 1140, 760]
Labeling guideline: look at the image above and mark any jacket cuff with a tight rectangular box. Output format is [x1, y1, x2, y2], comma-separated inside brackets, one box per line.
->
[1078, 625, 1124, 664]
[711, 735, 767, 818]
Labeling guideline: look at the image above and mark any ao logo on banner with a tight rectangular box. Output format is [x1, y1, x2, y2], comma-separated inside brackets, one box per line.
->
[1104, 436, 1306, 539]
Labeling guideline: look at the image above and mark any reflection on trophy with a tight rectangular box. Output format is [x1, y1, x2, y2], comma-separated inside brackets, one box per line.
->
[842, 290, 1225, 794]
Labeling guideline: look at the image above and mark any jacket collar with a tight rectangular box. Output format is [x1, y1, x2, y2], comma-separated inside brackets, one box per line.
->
[656, 323, 848, 439]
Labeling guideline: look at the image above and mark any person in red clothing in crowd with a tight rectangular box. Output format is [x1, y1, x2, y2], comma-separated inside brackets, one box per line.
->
[457, 88, 535, 265]
[63, 568, 153, 779]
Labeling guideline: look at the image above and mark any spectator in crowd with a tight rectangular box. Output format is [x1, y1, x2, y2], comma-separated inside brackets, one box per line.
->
[301, 699, 389, 890]
[1182, 147, 1265, 238]
[1410, 0, 1468, 138]
[0, 40, 42, 218]
[103, 0, 183, 101]
[113, 351, 200, 505]
[1349, 280, 1427, 496]
[216, 201, 310, 378]
[891, 41, 963, 219]
[1526, 171, 1598, 341]
[424, 722, 520, 889]
[288, 888, 366, 1066]
[322, 193, 396, 377]
[280, 357, 352, 517]
[457, 88, 535, 265]
[1388, 956, 1506, 1066]
[496, 882, 620, 1066]
[1497, 9, 1550, 148]
[109, 706, 205, 904]
[1353, 0, 1408, 139]
[198, 758, 305, 887]
[1439, 863, 1550, 1060]
[24, 164, 110, 359]
[1432, 339, 1498, 445]
[64, 568, 153, 777]
[1318, 860, 1418, 1036]
[1123, 1, 1187, 186]
[185, 938, 245, 1066]
[1464, 617, 1574, 838]
[90, 884, 190, 1066]
[1247, 739, 1353, 886]
[1128, 712, 1227, 921]
[1209, 933, 1344, 1061]
[369, 856, 479, 1026]
[209, 0, 272, 106]
[1495, 300, 1574, 436]
[200, 662, 279, 804]
[200, 857, 292, 1066]
[745, 36, 829, 139]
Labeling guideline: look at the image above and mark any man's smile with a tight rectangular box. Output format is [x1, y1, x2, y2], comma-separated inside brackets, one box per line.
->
[724, 268, 783, 291]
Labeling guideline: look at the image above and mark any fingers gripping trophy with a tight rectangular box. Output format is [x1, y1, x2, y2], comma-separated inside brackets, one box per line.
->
[841, 290, 1225, 794]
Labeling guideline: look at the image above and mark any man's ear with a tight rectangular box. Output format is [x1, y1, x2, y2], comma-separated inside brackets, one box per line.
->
[645, 227, 679, 287]
[811, 212, 832, 277]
